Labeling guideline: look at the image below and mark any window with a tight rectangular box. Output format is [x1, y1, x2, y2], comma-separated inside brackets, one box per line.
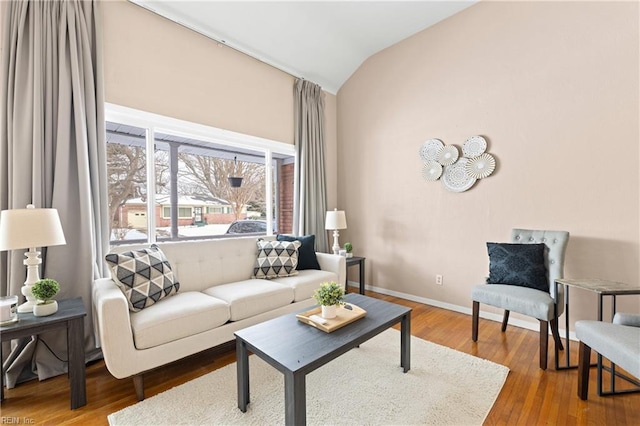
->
[106, 104, 295, 244]
[162, 207, 192, 219]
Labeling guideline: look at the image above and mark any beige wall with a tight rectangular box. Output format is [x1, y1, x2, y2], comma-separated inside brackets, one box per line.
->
[337, 1, 639, 327]
[103, 0, 293, 145]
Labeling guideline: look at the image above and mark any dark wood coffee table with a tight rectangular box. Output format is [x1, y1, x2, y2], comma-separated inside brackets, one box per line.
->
[235, 293, 411, 426]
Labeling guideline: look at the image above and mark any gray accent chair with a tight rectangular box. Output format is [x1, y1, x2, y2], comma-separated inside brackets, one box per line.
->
[577, 313, 640, 399]
[471, 229, 570, 369]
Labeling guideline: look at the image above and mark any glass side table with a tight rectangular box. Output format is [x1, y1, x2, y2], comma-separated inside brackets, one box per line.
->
[554, 278, 640, 395]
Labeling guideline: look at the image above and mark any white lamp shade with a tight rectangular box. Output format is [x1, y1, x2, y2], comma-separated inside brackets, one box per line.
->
[0, 206, 66, 251]
[325, 209, 347, 230]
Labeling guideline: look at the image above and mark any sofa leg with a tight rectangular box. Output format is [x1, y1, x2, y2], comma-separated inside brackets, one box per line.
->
[578, 341, 591, 400]
[472, 301, 480, 342]
[539, 320, 548, 370]
[501, 310, 510, 332]
[133, 374, 145, 401]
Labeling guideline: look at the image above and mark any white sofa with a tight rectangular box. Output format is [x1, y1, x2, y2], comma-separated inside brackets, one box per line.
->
[92, 236, 345, 400]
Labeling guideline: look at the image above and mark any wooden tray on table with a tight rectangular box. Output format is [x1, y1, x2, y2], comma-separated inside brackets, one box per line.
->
[296, 303, 366, 333]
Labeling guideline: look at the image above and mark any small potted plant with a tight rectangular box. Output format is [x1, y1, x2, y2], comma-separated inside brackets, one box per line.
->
[31, 278, 60, 317]
[313, 281, 345, 319]
[344, 242, 353, 258]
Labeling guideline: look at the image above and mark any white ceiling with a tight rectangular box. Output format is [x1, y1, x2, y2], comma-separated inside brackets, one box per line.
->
[131, 1, 477, 94]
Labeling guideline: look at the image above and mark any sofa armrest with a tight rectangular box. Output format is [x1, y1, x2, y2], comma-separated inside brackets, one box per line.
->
[316, 252, 346, 285]
[92, 277, 139, 379]
[613, 312, 640, 327]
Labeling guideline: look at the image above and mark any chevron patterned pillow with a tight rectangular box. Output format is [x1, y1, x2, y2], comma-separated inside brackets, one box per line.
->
[105, 245, 180, 312]
[252, 240, 301, 279]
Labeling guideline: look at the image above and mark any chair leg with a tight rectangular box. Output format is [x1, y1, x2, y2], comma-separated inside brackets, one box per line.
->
[501, 310, 510, 332]
[539, 320, 548, 370]
[133, 374, 145, 401]
[578, 341, 591, 400]
[472, 301, 479, 342]
[550, 317, 564, 351]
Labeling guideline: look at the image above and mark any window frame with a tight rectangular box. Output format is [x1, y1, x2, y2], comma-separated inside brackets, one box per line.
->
[105, 103, 295, 244]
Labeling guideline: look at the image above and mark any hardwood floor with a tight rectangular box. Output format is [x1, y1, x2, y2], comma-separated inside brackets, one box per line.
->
[2, 290, 639, 425]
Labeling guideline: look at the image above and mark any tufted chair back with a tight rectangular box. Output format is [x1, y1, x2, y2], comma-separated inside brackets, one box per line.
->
[510, 228, 569, 314]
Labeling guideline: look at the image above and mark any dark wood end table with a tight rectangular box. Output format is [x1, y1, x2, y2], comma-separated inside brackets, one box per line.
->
[235, 293, 411, 426]
[0, 297, 87, 409]
[345, 256, 366, 294]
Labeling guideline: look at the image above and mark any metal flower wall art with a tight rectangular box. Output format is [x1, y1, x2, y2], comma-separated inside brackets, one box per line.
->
[419, 136, 495, 192]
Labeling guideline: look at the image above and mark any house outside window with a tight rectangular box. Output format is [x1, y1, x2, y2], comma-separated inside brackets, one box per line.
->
[106, 104, 295, 244]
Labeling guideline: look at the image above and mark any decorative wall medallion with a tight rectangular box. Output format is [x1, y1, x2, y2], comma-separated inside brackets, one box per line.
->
[465, 153, 495, 179]
[462, 136, 487, 158]
[437, 145, 459, 166]
[442, 158, 477, 192]
[422, 161, 443, 181]
[419, 139, 444, 162]
[419, 135, 495, 192]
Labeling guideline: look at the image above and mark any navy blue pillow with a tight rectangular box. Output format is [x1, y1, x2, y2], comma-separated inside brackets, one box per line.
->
[486, 243, 548, 292]
[276, 234, 321, 270]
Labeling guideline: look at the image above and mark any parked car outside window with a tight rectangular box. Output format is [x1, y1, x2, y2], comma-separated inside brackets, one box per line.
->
[225, 220, 268, 234]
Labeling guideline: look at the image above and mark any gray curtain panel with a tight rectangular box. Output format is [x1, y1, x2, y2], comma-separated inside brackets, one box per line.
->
[293, 79, 329, 253]
[0, 0, 109, 387]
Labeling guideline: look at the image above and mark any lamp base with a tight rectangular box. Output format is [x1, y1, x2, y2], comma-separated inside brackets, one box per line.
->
[18, 299, 35, 313]
[332, 229, 341, 255]
[18, 248, 42, 314]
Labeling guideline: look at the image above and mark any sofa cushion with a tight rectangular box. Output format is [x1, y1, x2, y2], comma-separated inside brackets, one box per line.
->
[130, 291, 230, 349]
[271, 269, 339, 302]
[276, 234, 321, 270]
[204, 280, 294, 321]
[252, 240, 301, 279]
[105, 245, 180, 312]
[486, 242, 548, 292]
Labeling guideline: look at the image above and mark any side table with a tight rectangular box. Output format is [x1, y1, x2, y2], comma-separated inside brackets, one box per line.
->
[0, 297, 87, 409]
[345, 256, 366, 294]
[554, 278, 640, 395]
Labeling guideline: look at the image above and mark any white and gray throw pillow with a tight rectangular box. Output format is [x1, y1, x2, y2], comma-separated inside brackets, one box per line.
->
[252, 240, 301, 279]
[105, 244, 180, 312]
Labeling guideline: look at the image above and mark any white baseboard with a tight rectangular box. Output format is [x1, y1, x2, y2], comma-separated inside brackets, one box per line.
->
[347, 281, 578, 342]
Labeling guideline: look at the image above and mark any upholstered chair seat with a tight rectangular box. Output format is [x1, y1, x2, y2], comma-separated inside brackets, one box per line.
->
[471, 284, 557, 321]
[577, 313, 640, 399]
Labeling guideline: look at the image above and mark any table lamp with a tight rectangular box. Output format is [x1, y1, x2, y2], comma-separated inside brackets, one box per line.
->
[325, 208, 347, 255]
[0, 204, 66, 313]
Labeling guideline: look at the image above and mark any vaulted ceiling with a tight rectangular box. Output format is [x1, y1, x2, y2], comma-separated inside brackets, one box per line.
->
[130, 1, 477, 94]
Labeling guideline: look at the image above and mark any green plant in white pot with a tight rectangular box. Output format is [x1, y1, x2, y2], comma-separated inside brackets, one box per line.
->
[344, 242, 353, 258]
[313, 281, 344, 319]
[31, 278, 60, 317]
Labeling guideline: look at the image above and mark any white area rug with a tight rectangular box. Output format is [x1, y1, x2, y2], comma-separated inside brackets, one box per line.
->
[108, 329, 509, 425]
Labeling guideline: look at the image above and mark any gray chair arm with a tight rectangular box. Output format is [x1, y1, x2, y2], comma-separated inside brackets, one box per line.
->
[613, 312, 640, 327]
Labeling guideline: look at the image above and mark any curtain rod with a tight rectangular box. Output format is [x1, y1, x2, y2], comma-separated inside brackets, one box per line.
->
[129, 2, 303, 82]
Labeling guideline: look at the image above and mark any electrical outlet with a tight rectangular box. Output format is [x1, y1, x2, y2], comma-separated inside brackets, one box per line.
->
[436, 274, 443, 285]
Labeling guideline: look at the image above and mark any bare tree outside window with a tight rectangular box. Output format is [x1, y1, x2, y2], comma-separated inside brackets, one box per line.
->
[107, 144, 146, 231]
[179, 154, 265, 221]
[106, 144, 169, 239]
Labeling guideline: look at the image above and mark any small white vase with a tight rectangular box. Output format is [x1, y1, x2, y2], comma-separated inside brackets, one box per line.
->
[33, 300, 58, 317]
[346, 253, 353, 258]
[321, 304, 337, 319]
